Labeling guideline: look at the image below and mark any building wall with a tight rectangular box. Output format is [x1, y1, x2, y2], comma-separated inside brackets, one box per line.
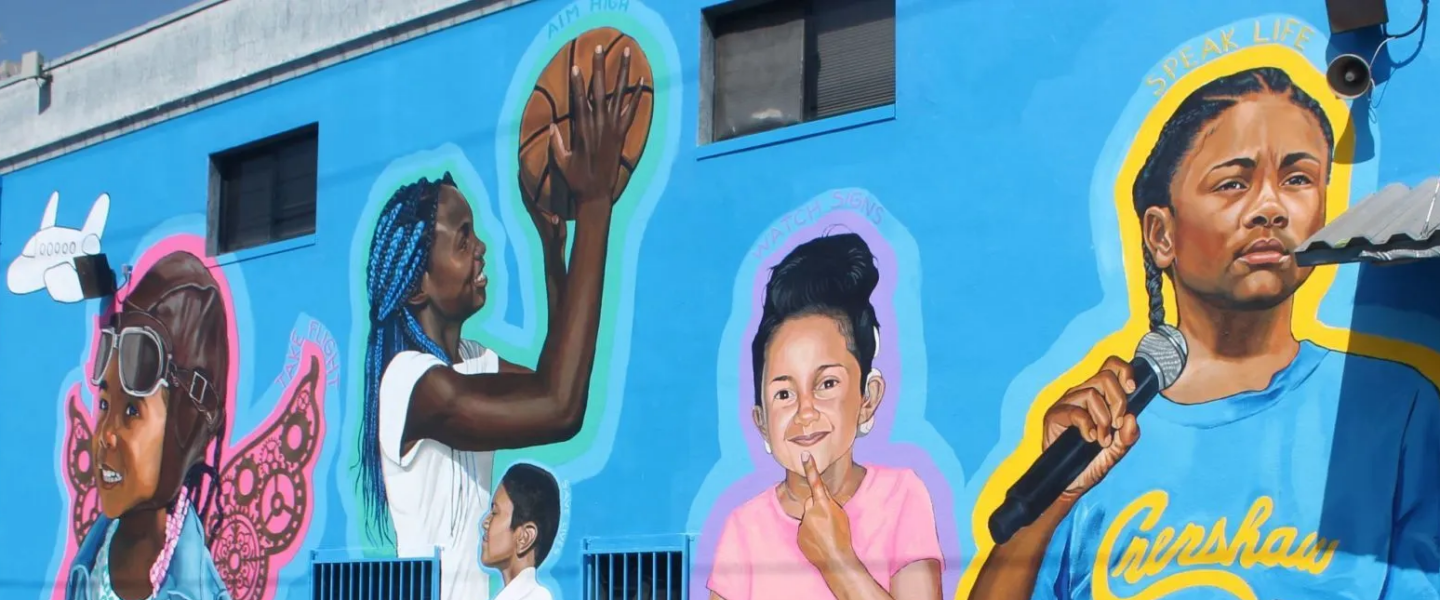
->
[0, 0, 534, 170]
[3, 0, 1440, 599]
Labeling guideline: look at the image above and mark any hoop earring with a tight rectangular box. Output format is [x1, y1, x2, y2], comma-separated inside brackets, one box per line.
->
[763, 440, 772, 454]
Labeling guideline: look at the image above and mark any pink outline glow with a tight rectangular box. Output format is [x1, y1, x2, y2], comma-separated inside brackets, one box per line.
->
[85, 234, 244, 425]
[50, 234, 328, 600]
[219, 339, 329, 597]
[51, 383, 88, 600]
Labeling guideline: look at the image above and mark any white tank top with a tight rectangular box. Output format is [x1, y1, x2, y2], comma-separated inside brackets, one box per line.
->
[379, 340, 499, 600]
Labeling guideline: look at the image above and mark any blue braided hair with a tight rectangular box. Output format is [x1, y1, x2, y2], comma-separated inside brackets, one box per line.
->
[359, 171, 459, 542]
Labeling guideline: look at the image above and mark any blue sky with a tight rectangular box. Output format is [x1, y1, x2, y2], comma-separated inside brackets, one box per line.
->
[1, 0, 200, 63]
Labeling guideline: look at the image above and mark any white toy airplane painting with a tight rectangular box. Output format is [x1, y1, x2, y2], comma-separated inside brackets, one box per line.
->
[6, 191, 110, 303]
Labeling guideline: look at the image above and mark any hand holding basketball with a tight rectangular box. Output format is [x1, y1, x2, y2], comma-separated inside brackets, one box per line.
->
[519, 28, 655, 219]
[548, 44, 645, 212]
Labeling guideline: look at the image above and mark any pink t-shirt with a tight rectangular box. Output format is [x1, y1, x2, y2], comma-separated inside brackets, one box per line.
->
[707, 464, 945, 600]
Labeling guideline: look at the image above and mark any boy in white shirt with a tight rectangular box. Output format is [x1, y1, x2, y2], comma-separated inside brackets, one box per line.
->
[482, 463, 562, 600]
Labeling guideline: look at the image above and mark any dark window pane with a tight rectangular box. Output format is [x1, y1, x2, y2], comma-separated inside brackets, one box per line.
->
[276, 136, 317, 180]
[212, 126, 318, 253]
[810, 0, 896, 119]
[711, 1, 806, 141]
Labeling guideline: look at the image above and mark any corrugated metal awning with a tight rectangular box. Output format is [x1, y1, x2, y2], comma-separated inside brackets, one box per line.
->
[1296, 177, 1440, 266]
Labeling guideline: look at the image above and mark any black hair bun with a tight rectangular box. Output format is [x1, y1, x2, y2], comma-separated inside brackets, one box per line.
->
[764, 232, 879, 315]
[749, 231, 883, 407]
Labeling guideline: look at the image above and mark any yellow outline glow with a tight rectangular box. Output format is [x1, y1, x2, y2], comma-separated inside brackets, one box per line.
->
[956, 43, 1440, 600]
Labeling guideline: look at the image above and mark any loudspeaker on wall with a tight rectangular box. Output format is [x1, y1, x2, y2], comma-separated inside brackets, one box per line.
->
[1327, 53, 1373, 98]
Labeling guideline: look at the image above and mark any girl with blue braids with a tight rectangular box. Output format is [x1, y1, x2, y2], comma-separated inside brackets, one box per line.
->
[360, 46, 644, 600]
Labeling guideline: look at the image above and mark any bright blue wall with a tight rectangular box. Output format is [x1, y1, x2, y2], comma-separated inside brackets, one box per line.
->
[5, 0, 1440, 599]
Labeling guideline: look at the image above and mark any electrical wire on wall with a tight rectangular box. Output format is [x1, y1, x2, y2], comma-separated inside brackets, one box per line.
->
[1370, 0, 1429, 107]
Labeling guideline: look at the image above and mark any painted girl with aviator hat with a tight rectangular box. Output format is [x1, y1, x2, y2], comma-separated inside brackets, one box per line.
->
[66, 250, 231, 600]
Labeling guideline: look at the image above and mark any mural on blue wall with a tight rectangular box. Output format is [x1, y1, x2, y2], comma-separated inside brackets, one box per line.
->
[344, 5, 664, 600]
[962, 20, 1440, 600]
[691, 190, 964, 600]
[27, 231, 333, 600]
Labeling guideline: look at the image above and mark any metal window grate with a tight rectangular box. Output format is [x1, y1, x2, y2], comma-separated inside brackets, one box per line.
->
[310, 549, 441, 600]
[583, 535, 691, 600]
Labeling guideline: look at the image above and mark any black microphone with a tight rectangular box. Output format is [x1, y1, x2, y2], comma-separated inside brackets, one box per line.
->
[988, 324, 1188, 545]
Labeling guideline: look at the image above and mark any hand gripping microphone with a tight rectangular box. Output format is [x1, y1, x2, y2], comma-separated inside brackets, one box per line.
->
[988, 324, 1188, 545]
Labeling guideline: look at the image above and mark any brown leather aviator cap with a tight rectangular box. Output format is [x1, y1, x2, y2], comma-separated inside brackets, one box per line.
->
[119, 251, 230, 513]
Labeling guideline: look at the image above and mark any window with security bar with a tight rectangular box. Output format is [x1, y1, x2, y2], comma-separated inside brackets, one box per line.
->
[702, 0, 897, 143]
[310, 550, 440, 600]
[208, 122, 319, 255]
[584, 535, 692, 600]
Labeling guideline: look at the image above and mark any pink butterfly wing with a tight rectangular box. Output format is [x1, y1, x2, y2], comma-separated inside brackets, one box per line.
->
[64, 386, 100, 547]
[49, 385, 101, 600]
[206, 353, 326, 600]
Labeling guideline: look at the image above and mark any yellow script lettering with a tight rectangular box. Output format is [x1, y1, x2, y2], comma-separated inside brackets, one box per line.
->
[1147, 76, 1167, 97]
[1200, 37, 1224, 61]
[1179, 46, 1196, 69]
[1093, 491, 1340, 600]
[1221, 28, 1240, 51]
[1145, 27, 1248, 95]
[1254, 20, 1271, 43]
[1279, 19, 1299, 46]
[1294, 26, 1315, 51]
[1161, 57, 1180, 80]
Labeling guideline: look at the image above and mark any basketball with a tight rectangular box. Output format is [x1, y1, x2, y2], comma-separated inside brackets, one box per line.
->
[518, 27, 655, 220]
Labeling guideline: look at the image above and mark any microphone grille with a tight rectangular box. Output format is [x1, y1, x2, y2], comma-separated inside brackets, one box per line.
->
[1135, 324, 1188, 388]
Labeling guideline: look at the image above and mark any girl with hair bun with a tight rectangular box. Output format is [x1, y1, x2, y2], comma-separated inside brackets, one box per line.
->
[707, 232, 944, 600]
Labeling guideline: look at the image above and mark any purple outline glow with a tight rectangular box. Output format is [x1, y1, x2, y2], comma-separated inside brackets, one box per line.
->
[691, 206, 963, 597]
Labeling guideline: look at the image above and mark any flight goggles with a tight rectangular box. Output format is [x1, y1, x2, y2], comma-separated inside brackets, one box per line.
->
[91, 311, 213, 404]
